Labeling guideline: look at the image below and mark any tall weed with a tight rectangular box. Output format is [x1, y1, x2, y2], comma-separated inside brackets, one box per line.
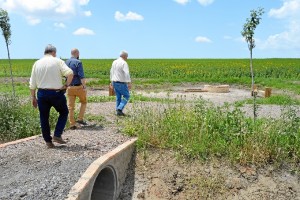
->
[0, 95, 40, 141]
[0, 95, 59, 142]
[123, 99, 300, 165]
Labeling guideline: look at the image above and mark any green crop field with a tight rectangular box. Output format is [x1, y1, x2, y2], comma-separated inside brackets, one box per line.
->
[0, 58, 299, 94]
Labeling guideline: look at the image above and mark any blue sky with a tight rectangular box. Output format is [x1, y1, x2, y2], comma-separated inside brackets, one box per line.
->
[0, 0, 299, 59]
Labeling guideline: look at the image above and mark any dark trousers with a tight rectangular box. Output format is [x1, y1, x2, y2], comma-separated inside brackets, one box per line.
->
[37, 89, 69, 142]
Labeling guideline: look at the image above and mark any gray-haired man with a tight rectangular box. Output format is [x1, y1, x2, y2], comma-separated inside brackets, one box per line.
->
[29, 44, 73, 148]
[110, 50, 132, 116]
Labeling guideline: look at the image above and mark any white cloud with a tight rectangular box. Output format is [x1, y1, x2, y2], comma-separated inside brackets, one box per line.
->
[55, 0, 75, 14]
[269, 0, 300, 19]
[78, 0, 89, 5]
[260, 22, 300, 50]
[2, 0, 56, 13]
[174, 0, 190, 5]
[197, 0, 214, 6]
[84, 10, 92, 17]
[54, 22, 66, 28]
[115, 11, 144, 21]
[73, 27, 95, 35]
[195, 36, 212, 43]
[0, 0, 90, 25]
[260, 0, 300, 50]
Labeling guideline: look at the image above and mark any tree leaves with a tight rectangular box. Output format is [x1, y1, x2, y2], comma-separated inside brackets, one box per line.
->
[241, 8, 264, 51]
[0, 8, 11, 45]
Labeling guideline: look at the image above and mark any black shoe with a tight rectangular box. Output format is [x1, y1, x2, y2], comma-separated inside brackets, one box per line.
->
[70, 126, 77, 130]
[76, 120, 88, 126]
[116, 109, 125, 116]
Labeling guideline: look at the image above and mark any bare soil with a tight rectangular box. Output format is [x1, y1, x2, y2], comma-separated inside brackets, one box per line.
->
[119, 149, 300, 200]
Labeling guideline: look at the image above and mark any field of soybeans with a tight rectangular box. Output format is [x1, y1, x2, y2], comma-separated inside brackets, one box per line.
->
[0, 58, 299, 93]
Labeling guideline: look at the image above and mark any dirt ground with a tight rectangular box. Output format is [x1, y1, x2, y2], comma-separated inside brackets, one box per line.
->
[118, 149, 300, 200]
[87, 84, 300, 200]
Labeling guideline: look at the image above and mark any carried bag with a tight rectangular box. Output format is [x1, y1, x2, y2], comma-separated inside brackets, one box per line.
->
[109, 84, 115, 96]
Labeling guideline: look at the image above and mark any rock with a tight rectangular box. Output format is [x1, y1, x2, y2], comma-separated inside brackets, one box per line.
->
[19, 192, 27, 198]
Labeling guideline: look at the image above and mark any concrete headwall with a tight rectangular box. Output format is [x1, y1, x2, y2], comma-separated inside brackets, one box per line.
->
[66, 138, 137, 200]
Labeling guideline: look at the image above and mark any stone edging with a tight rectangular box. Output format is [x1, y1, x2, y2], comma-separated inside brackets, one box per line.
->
[0, 135, 40, 148]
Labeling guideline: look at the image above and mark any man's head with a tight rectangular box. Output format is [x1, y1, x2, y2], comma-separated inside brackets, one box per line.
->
[120, 50, 128, 60]
[71, 48, 80, 59]
[44, 44, 57, 57]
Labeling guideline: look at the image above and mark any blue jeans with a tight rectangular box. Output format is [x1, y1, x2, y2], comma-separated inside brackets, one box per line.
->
[113, 82, 130, 111]
[37, 89, 69, 142]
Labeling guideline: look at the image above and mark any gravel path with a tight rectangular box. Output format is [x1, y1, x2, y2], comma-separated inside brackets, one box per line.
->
[0, 108, 131, 200]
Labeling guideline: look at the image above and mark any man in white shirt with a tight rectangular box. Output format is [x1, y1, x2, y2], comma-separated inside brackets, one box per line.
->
[29, 44, 73, 148]
[110, 50, 131, 116]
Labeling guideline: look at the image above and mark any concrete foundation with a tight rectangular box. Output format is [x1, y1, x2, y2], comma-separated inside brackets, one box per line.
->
[204, 84, 230, 93]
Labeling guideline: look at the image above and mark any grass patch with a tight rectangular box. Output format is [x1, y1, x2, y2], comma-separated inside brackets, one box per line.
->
[238, 95, 300, 106]
[0, 83, 30, 96]
[123, 98, 300, 166]
[84, 114, 106, 126]
[188, 172, 226, 199]
[87, 95, 115, 103]
[130, 92, 178, 103]
[87, 93, 177, 103]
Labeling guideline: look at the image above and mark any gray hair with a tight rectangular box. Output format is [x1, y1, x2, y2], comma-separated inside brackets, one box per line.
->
[120, 50, 128, 57]
[44, 44, 57, 54]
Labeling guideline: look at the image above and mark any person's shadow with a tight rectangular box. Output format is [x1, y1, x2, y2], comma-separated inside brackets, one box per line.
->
[80, 124, 103, 130]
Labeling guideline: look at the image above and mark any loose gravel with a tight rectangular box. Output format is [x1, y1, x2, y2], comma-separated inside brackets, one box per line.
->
[0, 123, 131, 200]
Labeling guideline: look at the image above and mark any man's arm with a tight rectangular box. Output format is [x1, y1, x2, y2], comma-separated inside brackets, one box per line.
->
[30, 89, 37, 108]
[81, 78, 87, 89]
[59, 59, 74, 89]
[65, 73, 74, 88]
[29, 64, 38, 108]
[110, 63, 114, 83]
[123, 62, 131, 90]
[77, 62, 87, 88]
[123, 63, 131, 83]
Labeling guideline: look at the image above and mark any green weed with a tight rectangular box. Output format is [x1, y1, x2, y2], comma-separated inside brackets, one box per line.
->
[123, 98, 300, 166]
[241, 95, 300, 105]
[0, 95, 39, 141]
[0, 95, 66, 142]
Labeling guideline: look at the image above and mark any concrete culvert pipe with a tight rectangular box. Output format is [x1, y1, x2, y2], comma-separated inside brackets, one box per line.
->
[66, 139, 137, 200]
[91, 166, 117, 200]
